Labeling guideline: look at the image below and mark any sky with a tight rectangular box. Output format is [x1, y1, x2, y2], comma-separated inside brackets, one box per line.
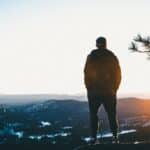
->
[0, 0, 150, 97]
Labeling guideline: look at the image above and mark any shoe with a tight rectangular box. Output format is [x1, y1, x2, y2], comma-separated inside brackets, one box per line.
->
[112, 136, 119, 144]
[94, 139, 100, 145]
[89, 137, 96, 145]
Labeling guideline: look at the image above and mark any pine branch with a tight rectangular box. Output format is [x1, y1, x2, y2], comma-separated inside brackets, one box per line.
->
[129, 34, 150, 55]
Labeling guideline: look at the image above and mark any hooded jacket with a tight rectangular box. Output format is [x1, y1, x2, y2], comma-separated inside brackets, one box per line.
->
[84, 49, 121, 96]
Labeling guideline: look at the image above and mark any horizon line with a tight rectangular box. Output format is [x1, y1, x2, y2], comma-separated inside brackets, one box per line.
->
[0, 92, 150, 99]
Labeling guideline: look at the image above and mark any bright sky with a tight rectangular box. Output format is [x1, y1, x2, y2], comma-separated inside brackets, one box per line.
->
[0, 0, 150, 97]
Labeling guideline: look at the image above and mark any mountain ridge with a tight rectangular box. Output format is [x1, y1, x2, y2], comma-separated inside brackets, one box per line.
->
[0, 94, 150, 104]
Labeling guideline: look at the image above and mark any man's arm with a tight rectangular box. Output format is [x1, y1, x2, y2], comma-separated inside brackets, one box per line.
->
[114, 55, 122, 91]
[84, 55, 90, 74]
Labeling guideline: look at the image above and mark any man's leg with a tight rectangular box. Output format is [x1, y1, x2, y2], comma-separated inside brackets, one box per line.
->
[103, 95, 118, 138]
[88, 92, 101, 140]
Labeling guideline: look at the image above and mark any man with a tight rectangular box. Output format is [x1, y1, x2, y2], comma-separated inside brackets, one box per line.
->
[84, 37, 121, 143]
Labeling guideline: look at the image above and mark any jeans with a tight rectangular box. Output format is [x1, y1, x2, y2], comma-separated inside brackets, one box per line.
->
[87, 91, 118, 139]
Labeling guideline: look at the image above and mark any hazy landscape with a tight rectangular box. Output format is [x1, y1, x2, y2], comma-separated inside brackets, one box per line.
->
[1, 95, 150, 149]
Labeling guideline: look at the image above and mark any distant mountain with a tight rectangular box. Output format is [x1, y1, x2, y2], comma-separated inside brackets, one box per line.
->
[0, 94, 150, 105]
[118, 98, 150, 117]
[1, 97, 150, 125]
[1, 97, 150, 145]
[0, 94, 87, 104]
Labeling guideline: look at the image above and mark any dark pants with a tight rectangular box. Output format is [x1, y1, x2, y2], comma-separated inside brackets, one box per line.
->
[87, 92, 118, 139]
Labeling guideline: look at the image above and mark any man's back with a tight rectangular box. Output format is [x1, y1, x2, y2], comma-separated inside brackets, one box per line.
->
[84, 48, 121, 96]
[85, 37, 121, 143]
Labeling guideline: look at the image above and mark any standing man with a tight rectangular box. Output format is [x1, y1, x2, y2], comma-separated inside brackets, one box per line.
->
[84, 37, 121, 143]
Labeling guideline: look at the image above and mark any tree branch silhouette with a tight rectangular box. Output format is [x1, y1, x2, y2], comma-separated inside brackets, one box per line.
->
[129, 34, 150, 57]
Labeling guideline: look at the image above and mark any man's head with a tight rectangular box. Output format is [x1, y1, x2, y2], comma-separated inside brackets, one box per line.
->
[96, 37, 107, 49]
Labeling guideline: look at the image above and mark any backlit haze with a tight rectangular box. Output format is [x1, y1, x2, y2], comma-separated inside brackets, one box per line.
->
[0, 0, 150, 98]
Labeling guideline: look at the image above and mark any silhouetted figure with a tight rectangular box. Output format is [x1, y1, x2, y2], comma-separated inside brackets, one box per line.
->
[84, 37, 121, 143]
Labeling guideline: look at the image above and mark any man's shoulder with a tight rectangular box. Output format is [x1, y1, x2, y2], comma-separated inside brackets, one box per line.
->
[89, 49, 116, 57]
[103, 49, 116, 56]
[87, 49, 119, 64]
